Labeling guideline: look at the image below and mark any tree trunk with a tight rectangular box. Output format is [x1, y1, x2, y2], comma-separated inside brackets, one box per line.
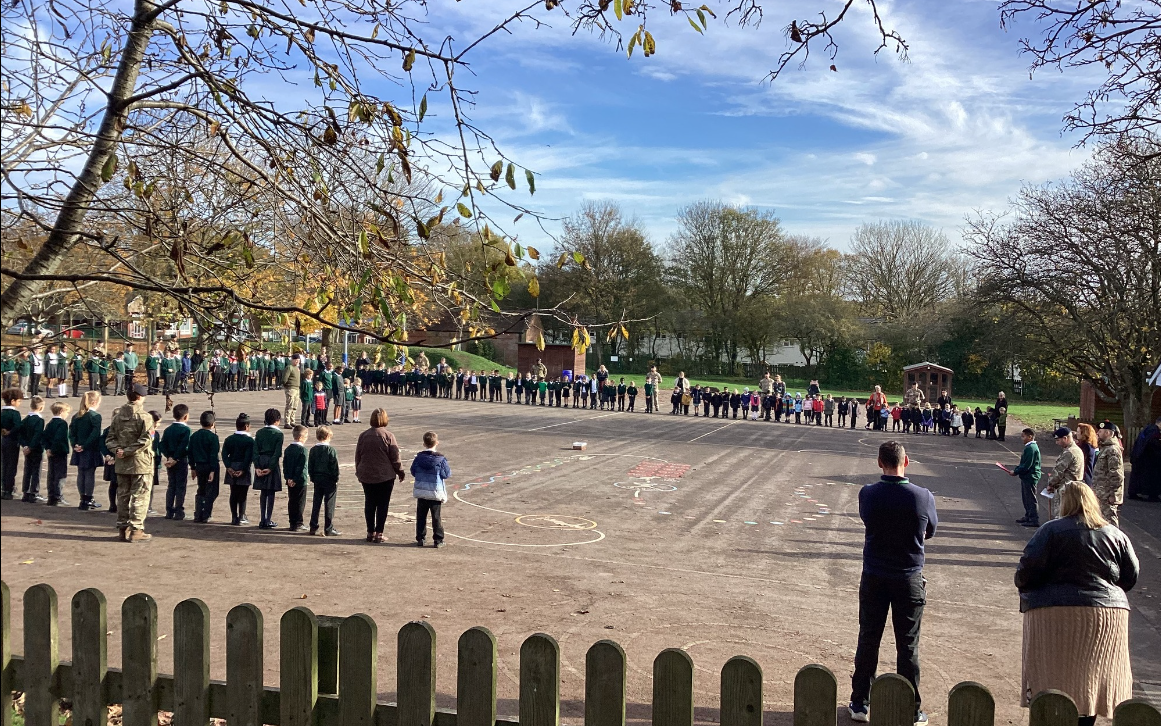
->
[0, 0, 158, 327]
[1120, 380, 1154, 430]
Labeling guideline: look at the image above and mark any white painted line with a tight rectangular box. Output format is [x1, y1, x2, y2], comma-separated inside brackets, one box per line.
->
[687, 421, 736, 443]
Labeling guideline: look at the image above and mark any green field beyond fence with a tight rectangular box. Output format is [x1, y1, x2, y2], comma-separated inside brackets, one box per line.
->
[3, 583, 1158, 726]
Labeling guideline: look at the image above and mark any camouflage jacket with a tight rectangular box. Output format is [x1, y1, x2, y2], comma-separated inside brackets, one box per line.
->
[1045, 443, 1084, 492]
[106, 401, 155, 475]
[1091, 438, 1124, 506]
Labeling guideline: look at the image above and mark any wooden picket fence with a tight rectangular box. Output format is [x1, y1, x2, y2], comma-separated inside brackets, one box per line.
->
[2, 582, 1159, 726]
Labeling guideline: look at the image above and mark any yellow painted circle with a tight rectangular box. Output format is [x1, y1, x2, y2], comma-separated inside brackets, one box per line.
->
[514, 514, 598, 530]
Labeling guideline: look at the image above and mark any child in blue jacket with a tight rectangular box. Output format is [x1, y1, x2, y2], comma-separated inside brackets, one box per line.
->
[410, 431, 451, 548]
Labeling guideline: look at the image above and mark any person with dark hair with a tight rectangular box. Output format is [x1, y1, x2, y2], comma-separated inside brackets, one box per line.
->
[105, 384, 156, 541]
[253, 408, 284, 528]
[411, 430, 451, 548]
[160, 403, 191, 520]
[1127, 414, 1161, 502]
[1016, 481, 1138, 726]
[223, 413, 255, 525]
[1008, 428, 1042, 528]
[189, 410, 220, 522]
[19, 395, 46, 503]
[848, 441, 937, 725]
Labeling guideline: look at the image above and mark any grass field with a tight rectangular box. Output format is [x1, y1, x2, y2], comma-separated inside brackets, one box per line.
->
[407, 346, 514, 375]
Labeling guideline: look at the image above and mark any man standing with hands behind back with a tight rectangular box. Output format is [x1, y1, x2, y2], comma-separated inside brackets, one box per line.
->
[1009, 428, 1042, 528]
[106, 383, 156, 542]
[848, 441, 937, 726]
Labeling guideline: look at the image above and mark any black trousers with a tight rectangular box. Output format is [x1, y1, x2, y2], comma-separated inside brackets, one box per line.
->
[22, 449, 43, 495]
[46, 452, 67, 501]
[362, 480, 395, 533]
[416, 498, 444, 543]
[166, 460, 188, 518]
[1, 435, 19, 494]
[310, 481, 337, 531]
[229, 484, 250, 520]
[1020, 476, 1039, 522]
[850, 572, 925, 712]
[193, 464, 220, 521]
[287, 482, 307, 528]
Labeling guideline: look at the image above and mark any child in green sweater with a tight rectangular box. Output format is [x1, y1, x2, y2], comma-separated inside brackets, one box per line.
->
[19, 395, 46, 502]
[307, 426, 340, 536]
[44, 400, 72, 505]
[188, 411, 220, 522]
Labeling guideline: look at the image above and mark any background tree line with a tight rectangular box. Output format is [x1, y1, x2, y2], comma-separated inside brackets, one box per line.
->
[530, 139, 1159, 427]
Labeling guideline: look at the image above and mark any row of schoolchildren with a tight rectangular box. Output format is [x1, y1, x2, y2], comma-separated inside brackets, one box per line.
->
[884, 402, 1009, 438]
[0, 387, 451, 545]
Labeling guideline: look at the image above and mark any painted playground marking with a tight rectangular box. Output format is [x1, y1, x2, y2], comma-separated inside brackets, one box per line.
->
[515, 514, 599, 530]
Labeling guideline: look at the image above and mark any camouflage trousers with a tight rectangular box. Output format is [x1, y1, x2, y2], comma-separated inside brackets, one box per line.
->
[116, 473, 152, 532]
[1100, 502, 1120, 527]
[285, 388, 300, 427]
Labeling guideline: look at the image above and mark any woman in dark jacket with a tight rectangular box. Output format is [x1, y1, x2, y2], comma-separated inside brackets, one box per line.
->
[354, 407, 406, 543]
[69, 391, 103, 510]
[1015, 480, 1139, 725]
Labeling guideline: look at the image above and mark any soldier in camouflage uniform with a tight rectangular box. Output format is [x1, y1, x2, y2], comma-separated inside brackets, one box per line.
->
[105, 384, 156, 542]
[902, 382, 925, 408]
[1044, 426, 1084, 520]
[1092, 420, 1125, 526]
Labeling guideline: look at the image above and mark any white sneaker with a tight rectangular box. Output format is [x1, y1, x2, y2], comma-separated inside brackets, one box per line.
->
[848, 704, 870, 723]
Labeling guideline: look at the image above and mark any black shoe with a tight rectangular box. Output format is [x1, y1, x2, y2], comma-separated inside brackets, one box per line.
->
[0, 492, 13, 500]
[1021, 521, 1040, 528]
[49, 498, 70, 507]
[238, 516, 250, 525]
[324, 527, 341, 536]
[88, 499, 102, 510]
[1016, 517, 1029, 524]
[23, 494, 47, 504]
[416, 540, 425, 547]
[173, 513, 186, 521]
[267, 520, 279, 529]
[290, 524, 304, 531]
[434, 541, 444, 548]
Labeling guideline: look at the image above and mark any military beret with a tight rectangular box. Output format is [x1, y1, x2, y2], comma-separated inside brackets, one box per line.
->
[1097, 420, 1119, 434]
[1053, 426, 1072, 439]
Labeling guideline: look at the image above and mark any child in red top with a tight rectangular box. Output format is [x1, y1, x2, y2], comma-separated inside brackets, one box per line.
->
[313, 381, 328, 427]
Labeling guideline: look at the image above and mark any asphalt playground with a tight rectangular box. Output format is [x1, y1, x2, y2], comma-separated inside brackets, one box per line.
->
[1, 389, 1158, 724]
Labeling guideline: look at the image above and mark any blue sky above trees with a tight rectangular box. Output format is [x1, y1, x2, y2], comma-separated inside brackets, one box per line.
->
[395, 0, 1104, 249]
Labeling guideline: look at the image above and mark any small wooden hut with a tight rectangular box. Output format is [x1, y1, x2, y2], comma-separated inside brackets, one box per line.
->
[902, 362, 954, 403]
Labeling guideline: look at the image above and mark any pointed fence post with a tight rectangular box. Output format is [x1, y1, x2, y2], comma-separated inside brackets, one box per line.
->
[948, 682, 994, 726]
[227, 604, 264, 726]
[869, 674, 914, 726]
[793, 664, 837, 726]
[652, 648, 693, 726]
[339, 614, 378, 726]
[399, 621, 437, 726]
[585, 640, 626, 726]
[72, 588, 108, 726]
[457, 626, 498, 726]
[280, 607, 318, 726]
[173, 598, 211, 726]
[520, 634, 561, 726]
[122, 593, 159, 726]
[721, 656, 762, 726]
[25, 584, 60, 726]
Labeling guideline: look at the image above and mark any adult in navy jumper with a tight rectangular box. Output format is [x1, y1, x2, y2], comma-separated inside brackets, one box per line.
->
[848, 441, 938, 725]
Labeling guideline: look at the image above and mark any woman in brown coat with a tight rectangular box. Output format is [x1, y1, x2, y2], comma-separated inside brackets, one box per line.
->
[354, 408, 406, 543]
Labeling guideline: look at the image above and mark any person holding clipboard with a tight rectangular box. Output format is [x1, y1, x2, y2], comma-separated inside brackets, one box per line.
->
[1004, 427, 1042, 527]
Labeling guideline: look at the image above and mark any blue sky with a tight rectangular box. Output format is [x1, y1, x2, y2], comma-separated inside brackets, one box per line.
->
[417, 0, 1101, 250]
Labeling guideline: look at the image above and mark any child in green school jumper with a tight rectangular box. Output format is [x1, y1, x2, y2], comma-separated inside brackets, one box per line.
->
[19, 395, 46, 502]
[283, 424, 309, 531]
[643, 381, 654, 413]
[627, 382, 638, 412]
[1, 388, 24, 499]
[307, 425, 340, 536]
[253, 408, 284, 529]
[160, 403, 191, 519]
[43, 400, 72, 505]
[223, 413, 255, 525]
[188, 411, 221, 522]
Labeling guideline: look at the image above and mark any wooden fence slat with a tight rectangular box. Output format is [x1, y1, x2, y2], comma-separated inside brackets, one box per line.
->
[280, 606, 319, 726]
[1, 582, 11, 726]
[1029, 690, 1078, 726]
[399, 620, 438, 726]
[793, 664, 837, 726]
[520, 633, 560, 726]
[1113, 699, 1161, 726]
[173, 598, 211, 726]
[24, 583, 60, 726]
[226, 604, 264, 726]
[721, 656, 763, 726]
[122, 593, 159, 726]
[652, 648, 693, 726]
[584, 640, 626, 726]
[457, 626, 498, 726]
[869, 673, 914, 726]
[318, 614, 344, 697]
[339, 613, 378, 726]
[72, 587, 108, 726]
[948, 681, 994, 726]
